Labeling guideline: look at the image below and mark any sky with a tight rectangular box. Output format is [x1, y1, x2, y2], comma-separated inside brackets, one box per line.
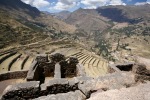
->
[21, 0, 150, 13]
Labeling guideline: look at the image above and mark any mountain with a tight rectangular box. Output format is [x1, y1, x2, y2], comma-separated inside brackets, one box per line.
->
[56, 5, 150, 61]
[0, 0, 40, 19]
[61, 5, 150, 33]
[0, 0, 76, 48]
[96, 5, 150, 23]
[64, 8, 111, 33]
[54, 11, 71, 20]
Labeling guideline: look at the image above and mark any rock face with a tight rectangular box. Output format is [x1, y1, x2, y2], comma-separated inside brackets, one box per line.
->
[88, 82, 150, 100]
[136, 56, 150, 70]
[2, 81, 40, 100]
[1, 72, 136, 100]
[78, 72, 135, 97]
[33, 90, 86, 100]
[132, 64, 150, 82]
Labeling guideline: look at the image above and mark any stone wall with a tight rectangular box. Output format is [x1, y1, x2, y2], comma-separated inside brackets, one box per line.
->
[109, 62, 135, 72]
[0, 70, 28, 81]
[43, 63, 55, 77]
[1, 81, 40, 100]
[26, 60, 39, 81]
[1, 72, 136, 100]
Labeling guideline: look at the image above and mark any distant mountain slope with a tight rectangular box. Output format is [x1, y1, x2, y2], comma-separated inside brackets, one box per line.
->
[65, 8, 110, 33]
[97, 5, 150, 23]
[54, 11, 71, 20]
[0, 0, 76, 49]
[61, 5, 150, 33]
[0, 0, 40, 18]
[0, 0, 76, 33]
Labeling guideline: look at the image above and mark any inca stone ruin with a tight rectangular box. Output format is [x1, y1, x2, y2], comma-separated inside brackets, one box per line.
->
[0, 49, 150, 100]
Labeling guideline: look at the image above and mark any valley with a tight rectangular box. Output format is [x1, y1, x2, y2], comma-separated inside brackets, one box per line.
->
[0, 0, 150, 99]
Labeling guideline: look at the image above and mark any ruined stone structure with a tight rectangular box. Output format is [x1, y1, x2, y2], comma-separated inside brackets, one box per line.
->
[26, 53, 81, 84]
[1, 53, 150, 100]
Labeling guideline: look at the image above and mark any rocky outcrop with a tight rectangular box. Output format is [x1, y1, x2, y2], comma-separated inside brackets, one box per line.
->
[33, 90, 86, 100]
[1, 72, 136, 99]
[1, 81, 40, 100]
[78, 72, 135, 97]
[136, 56, 150, 70]
[88, 82, 150, 100]
[1, 53, 150, 100]
[132, 64, 150, 82]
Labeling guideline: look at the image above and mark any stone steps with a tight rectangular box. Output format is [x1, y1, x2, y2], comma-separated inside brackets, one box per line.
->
[23, 56, 34, 70]
[74, 53, 85, 58]
[92, 59, 101, 77]
[8, 54, 22, 71]
[97, 60, 107, 75]
[78, 54, 88, 61]
[79, 55, 90, 64]
[82, 56, 91, 65]
[0, 54, 20, 73]
[84, 57, 93, 77]
[21, 56, 29, 70]
[97, 60, 105, 75]
[0, 53, 10, 60]
[10, 55, 28, 71]
[103, 61, 108, 73]
[0, 50, 15, 56]
[0, 52, 17, 64]
[88, 57, 98, 77]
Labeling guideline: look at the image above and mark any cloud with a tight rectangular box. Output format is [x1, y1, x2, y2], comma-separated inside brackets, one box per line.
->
[21, 0, 33, 4]
[81, 0, 109, 7]
[21, 0, 127, 12]
[147, 0, 150, 4]
[135, 2, 147, 5]
[21, 0, 50, 8]
[109, 0, 126, 5]
[81, 0, 126, 9]
[50, 0, 80, 11]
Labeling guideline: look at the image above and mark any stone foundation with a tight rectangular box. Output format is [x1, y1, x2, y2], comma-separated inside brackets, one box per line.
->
[0, 71, 28, 81]
[1, 72, 136, 100]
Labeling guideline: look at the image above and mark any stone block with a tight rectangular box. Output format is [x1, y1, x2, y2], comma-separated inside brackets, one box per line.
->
[33, 90, 86, 100]
[88, 82, 150, 100]
[2, 81, 40, 99]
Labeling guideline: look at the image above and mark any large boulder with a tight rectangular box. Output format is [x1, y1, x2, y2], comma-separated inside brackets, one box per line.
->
[77, 72, 135, 97]
[132, 63, 150, 82]
[88, 82, 150, 100]
[33, 90, 86, 100]
[135, 56, 150, 70]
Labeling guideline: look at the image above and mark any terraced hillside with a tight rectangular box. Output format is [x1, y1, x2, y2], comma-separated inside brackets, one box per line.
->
[0, 51, 35, 73]
[51, 48, 109, 78]
[0, 47, 108, 78]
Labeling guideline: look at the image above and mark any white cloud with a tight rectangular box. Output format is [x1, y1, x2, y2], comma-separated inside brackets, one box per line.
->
[109, 0, 126, 5]
[21, 0, 127, 12]
[81, 0, 126, 9]
[147, 0, 150, 4]
[135, 2, 148, 5]
[21, 0, 34, 4]
[50, 0, 80, 11]
[81, 0, 109, 7]
[21, 0, 50, 8]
